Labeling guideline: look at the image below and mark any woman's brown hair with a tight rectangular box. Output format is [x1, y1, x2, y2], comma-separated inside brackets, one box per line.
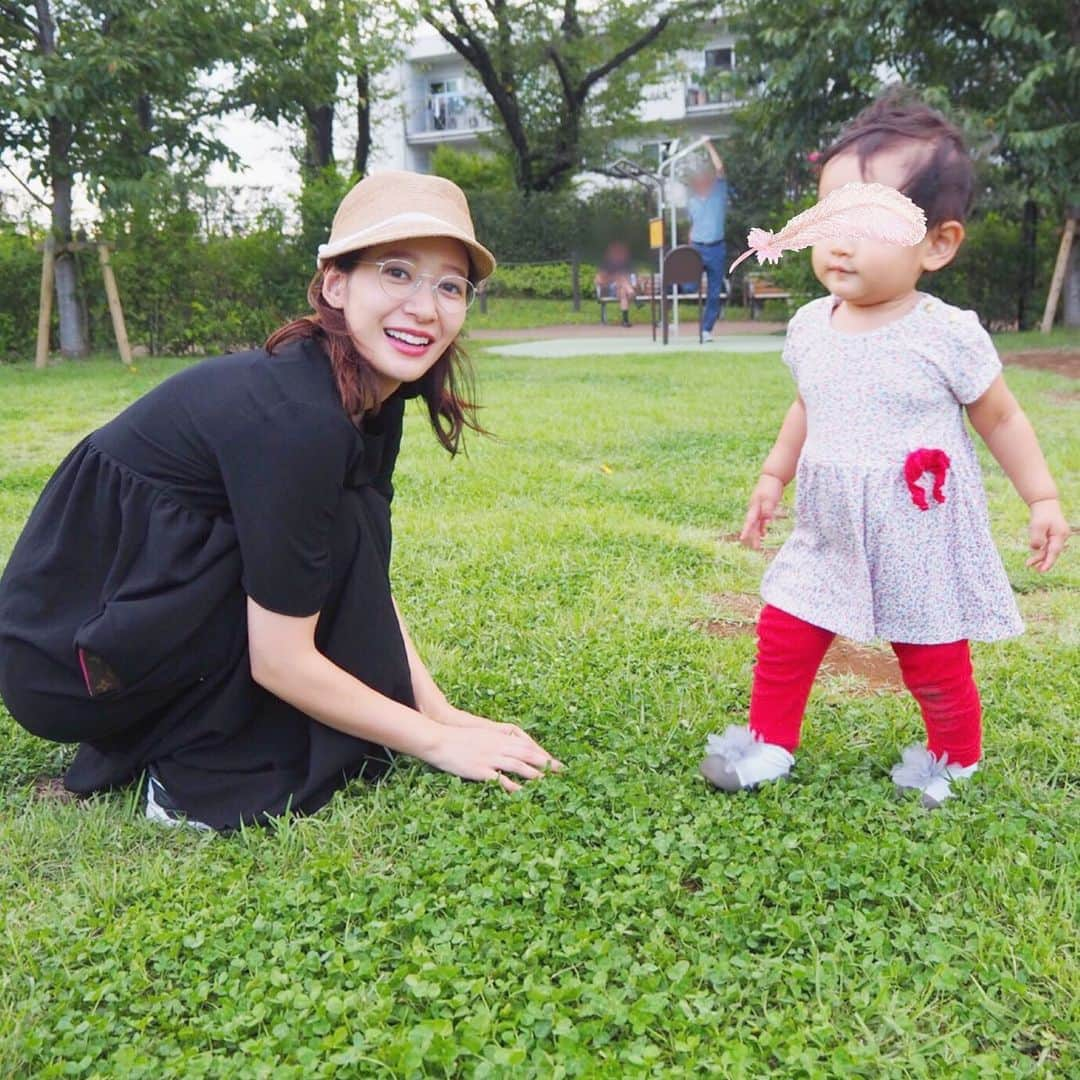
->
[265, 250, 483, 454]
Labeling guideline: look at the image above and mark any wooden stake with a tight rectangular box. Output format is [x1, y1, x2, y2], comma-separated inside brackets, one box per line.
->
[98, 243, 133, 365]
[1040, 215, 1077, 334]
[35, 234, 55, 368]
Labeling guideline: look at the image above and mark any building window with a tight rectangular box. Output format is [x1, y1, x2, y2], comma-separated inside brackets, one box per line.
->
[704, 47, 734, 72]
[427, 77, 465, 130]
[686, 46, 735, 108]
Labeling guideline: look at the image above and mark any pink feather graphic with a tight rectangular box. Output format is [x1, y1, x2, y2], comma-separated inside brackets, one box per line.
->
[728, 182, 927, 273]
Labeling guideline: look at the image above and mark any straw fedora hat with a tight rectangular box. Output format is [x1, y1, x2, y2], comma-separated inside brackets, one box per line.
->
[316, 171, 496, 281]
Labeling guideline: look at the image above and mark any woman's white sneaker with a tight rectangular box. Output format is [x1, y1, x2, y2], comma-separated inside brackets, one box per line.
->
[145, 770, 213, 831]
[700, 724, 794, 792]
[891, 745, 978, 809]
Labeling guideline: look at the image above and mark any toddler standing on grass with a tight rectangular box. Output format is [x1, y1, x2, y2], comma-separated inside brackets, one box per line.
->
[701, 90, 1069, 807]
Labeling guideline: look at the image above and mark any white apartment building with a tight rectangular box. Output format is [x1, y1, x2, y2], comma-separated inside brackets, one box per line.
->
[369, 21, 740, 177]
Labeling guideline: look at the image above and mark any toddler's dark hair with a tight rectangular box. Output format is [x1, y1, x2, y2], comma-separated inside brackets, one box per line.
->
[819, 87, 975, 226]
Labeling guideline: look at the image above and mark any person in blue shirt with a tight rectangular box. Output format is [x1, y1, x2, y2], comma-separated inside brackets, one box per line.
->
[686, 139, 728, 342]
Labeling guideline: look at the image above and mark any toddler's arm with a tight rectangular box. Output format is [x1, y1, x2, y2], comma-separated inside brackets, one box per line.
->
[966, 375, 1069, 572]
[739, 397, 807, 549]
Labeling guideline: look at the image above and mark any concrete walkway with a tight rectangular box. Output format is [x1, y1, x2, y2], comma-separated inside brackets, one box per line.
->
[471, 319, 785, 358]
[483, 335, 783, 358]
[469, 320, 785, 341]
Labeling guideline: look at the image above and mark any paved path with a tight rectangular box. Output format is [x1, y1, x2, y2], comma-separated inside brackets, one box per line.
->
[470, 319, 786, 357]
[480, 333, 784, 358]
[469, 320, 785, 341]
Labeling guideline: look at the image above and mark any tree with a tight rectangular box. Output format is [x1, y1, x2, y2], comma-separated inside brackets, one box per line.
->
[236, 1, 411, 181]
[0, 0, 244, 357]
[418, 1, 720, 193]
[430, 145, 514, 191]
[728, 0, 1080, 325]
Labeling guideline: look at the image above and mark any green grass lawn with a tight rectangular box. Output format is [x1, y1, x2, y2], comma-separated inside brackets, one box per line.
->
[469, 297, 608, 329]
[0, 345, 1077, 1076]
[992, 326, 1080, 353]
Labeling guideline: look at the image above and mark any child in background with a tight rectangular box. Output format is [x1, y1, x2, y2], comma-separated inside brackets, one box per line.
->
[701, 90, 1069, 807]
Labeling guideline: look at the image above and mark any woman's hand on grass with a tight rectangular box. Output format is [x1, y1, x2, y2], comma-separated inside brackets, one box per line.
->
[426, 699, 551, 751]
[439, 705, 544, 746]
[1026, 498, 1070, 572]
[739, 474, 785, 549]
[424, 720, 563, 793]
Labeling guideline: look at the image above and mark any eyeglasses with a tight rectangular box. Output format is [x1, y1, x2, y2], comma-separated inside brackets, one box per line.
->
[359, 258, 477, 311]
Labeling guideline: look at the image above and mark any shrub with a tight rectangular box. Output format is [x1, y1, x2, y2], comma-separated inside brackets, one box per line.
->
[0, 224, 45, 361]
[934, 210, 1055, 329]
[97, 183, 309, 356]
[741, 203, 1057, 329]
[485, 262, 603, 299]
[431, 146, 514, 192]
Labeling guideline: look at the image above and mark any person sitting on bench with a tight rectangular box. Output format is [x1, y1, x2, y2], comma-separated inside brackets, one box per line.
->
[594, 241, 637, 327]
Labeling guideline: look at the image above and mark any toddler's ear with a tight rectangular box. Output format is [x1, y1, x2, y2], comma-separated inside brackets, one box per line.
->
[921, 221, 965, 272]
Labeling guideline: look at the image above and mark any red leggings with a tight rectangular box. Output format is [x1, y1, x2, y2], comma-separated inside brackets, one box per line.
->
[749, 605, 982, 767]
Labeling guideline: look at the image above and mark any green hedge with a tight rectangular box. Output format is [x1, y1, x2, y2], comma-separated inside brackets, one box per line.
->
[485, 262, 614, 299]
[0, 225, 43, 361]
[933, 211, 1057, 329]
[757, 203, 1058, 330]
[0, 179, 1066, 362]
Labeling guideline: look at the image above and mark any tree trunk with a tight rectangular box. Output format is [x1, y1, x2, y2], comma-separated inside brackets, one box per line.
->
[355, 66, 371, 178]
[304, 104, 335, 174]
[49, 128, 88, 358]
[38, 0, 89, 357]
[1064, 206, 1080, 328]
[1018, 197, 1037, 331]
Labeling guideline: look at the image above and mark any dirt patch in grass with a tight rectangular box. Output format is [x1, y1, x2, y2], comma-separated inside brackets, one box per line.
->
[1004, 349, 1080, 379]
[702, 594, 904, 693]
[700, 593, 762, 636]
[33, 776, 76, 803]
[820, 640, 904, 692]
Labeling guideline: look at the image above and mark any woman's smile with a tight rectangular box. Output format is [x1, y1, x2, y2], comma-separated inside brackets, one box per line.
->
[384, 326, 436, 355]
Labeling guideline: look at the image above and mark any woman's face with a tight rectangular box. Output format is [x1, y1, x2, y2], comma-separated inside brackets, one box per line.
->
[321, 236, 471, 399]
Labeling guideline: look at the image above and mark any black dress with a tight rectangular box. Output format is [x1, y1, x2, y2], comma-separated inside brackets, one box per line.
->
[0, 338, 414, 829]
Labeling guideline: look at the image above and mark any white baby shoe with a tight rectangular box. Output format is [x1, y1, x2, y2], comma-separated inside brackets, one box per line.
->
[700, 724, 794, 792]
[891, 745, 978, 809]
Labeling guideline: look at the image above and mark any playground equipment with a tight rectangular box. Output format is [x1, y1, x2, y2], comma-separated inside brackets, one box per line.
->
[609, 136, 717, 342]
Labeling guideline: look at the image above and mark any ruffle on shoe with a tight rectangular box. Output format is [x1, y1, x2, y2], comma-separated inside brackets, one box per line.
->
[890, 744, 952, 788]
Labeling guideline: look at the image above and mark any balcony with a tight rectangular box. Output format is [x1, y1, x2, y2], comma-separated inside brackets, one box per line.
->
[405, 93, 492, 143]
[684, 83, 737, 114]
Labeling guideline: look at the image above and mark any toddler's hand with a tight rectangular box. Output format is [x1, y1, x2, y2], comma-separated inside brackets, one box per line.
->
[1026, 498, 1069, 572]
[739, 474, 785, 550]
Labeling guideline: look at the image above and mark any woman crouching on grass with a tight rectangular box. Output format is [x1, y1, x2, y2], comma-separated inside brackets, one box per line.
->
[0, 171, 561, 831]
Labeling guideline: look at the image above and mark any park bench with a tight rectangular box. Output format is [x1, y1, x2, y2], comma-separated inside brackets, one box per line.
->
[743, 272, 791, 320]
[598, 273, 729, 324]
[596, 276, 650, 323]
